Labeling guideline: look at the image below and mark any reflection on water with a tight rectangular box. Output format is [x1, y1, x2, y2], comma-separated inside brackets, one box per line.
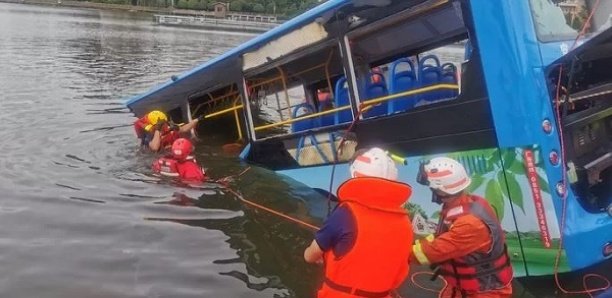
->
[0, 3, 322, 297]
[0, 3, 609, 298]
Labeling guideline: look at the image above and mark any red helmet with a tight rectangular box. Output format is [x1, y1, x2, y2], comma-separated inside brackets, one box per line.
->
[171, 138, 193, 160]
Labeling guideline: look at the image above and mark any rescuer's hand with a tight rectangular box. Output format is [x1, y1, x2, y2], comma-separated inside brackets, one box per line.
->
[155, 120, 167, 131]
[168, 122, 180, 131]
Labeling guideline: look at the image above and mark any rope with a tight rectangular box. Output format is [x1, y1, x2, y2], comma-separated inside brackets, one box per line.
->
[224, 187, 320, 231]
[326, 103, 370, 215]
[212, 166, 252, 185]
[410, 271, 447, 295]
[553, 1, 610, 296]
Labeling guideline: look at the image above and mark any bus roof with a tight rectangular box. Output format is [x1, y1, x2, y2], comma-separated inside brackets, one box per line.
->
[125, 0, 351, 116]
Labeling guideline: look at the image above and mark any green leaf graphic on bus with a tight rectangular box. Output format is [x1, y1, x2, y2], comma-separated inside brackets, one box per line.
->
[441, 146, 551, 221]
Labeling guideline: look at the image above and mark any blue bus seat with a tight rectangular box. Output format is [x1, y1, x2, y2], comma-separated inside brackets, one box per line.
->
[441, 62, 459, 99]
[317, 91, 335, 127]
[363, 70, 389, 118]
[319, 106, 335, 127]
[291, 103, 318, 133]
[389, 58, 418, 112]
[418, 55, 442, 103]
[334, 77, 353, 124]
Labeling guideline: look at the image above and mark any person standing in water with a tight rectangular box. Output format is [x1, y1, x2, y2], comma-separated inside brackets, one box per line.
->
[304, 147, 414, 298]
[412, 157, 513, 298]
[133, 110, 202, 152]
[152, 138, 206, 183]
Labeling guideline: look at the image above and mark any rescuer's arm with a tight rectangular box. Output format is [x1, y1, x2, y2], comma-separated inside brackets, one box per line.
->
[304, 240, 324, 264]
[304, 205, 354, 264]
[412, 215, 491, 265]
[179, 117, 201, 134]
[148, 130, 162, 152]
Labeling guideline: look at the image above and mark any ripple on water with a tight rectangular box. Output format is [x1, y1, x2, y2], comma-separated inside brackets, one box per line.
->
[0, 3, 321, 297]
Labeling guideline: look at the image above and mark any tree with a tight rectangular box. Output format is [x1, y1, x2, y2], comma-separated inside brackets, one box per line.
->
[230, 0, 244, 11]
[265, 2, 276, 14]
[253, 3, 265, 13]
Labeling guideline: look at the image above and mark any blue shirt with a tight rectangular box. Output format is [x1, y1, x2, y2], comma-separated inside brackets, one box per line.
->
[314, 205, 357, 258]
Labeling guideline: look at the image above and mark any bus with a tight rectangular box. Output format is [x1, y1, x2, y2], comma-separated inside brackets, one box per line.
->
[126, 0, 612, 277]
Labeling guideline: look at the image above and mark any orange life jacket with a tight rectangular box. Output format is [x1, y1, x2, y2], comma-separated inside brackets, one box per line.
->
[319, 177, 414, 298]
[436, 195, 513, 294]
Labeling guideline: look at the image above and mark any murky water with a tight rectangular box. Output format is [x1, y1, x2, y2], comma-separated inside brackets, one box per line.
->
[0, 3, 608, 298]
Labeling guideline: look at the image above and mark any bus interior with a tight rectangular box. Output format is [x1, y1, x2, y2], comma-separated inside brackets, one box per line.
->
[242, 0, 495, 170]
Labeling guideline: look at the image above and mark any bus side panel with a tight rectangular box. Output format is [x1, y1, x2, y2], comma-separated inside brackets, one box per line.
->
[278, 147, 533, 277]
[498, 146, 570, 276]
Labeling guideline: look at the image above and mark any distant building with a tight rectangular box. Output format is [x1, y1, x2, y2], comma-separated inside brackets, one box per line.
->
[212, 2, 229, 18]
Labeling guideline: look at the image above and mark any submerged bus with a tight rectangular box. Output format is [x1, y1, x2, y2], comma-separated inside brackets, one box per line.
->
[126, 0, 612, 277]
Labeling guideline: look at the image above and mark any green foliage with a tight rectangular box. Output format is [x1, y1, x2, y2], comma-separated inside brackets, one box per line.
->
[265, 2, 276, 14]
[505, 171, 524, 212]
[404, 202, 428, 220]
[176, 0, 206, 10]
[538, 174, 550, 194]
[485, 179, 505, 220]
[252, 3, 265, 13]
[96, 0, 327, 15]
[229, 0, 244, 11]
[467, 174, 485, 193]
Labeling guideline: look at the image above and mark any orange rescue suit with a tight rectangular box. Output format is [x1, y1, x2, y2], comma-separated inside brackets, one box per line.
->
[412, 194, 513, 298]
[319, 177, 414, 298]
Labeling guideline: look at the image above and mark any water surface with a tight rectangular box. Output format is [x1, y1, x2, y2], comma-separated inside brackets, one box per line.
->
[0, 3, 608, 298]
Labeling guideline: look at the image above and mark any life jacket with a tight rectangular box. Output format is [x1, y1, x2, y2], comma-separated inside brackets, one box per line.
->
[319, 177, 414, 298]
[133, 116, 178, 148]
[152, 155, 204, 181]
[436, 195, 513, 294]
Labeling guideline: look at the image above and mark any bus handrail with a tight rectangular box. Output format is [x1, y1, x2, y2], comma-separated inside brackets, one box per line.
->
[253, 84, 459, 131]
[203, 104, 244, 119]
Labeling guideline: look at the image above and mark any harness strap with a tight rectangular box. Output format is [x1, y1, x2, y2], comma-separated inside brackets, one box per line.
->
[450, 245, 510, 268]
[442, 254, 511, 279]
[324, 278, 390, 298]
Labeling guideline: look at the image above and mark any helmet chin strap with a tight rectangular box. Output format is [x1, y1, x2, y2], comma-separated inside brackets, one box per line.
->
[431, 189, 456, 205]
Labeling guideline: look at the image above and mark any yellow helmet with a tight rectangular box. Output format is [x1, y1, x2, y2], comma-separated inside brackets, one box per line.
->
[146, 110, 167, 125]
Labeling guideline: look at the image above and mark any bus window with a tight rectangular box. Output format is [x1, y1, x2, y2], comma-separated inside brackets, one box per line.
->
[529, 0, 612, 42]
[252, 83, 309, 137]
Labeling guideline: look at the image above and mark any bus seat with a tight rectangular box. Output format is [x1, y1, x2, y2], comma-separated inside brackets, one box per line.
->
[363, 70, 389, 118]
[319, 106, 335, 127]
[441, 63, 459, 99]
[334, 77, 353, 124]
[317, 91, 335, 127]
[418, 55, 442, 103]
[389, 58, 418, 112]
[291, 103, 317, 133]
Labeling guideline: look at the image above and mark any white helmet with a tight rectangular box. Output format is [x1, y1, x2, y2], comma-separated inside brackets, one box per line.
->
[350, 147, 398, 181]
[420, 157, 471, 195]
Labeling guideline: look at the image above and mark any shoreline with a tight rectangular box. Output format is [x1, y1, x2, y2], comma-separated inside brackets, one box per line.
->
[0, 0, 207, 15]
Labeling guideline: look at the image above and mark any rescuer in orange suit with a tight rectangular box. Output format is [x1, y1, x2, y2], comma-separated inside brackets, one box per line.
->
[304, 147, 414, 298]
[412, 157, 513, 298]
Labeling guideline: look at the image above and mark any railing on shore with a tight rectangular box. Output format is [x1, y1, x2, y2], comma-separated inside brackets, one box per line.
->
[153, 14, 279, 32]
